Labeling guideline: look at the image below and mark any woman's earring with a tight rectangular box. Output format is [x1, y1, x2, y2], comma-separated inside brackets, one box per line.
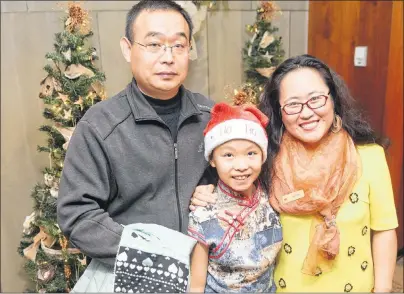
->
[331, 114, 342, 133]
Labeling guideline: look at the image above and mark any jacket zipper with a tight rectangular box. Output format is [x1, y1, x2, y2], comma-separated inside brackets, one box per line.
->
[153, 113, 199, 233]
[173, 113, 198, 233]
[173, 142, 182, 232]
[136, 108, 201, 233]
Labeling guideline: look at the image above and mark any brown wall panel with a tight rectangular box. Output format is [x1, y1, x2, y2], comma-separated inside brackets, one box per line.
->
[309, 1, 392, 133]
[309, 0, 403, 249]
[383, 0, 403, 249]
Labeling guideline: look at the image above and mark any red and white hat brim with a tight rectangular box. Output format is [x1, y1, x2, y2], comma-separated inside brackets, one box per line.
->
[204, 119, 268, 162]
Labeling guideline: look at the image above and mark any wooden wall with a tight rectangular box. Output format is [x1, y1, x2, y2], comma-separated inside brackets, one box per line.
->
[383, 0, 403, 251]
[308, 0, 403, 249]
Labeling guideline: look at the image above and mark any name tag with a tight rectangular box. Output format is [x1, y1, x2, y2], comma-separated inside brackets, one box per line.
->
[282, 190, 304, 204]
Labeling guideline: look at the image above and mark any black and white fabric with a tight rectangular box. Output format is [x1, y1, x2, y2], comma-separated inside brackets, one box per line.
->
[114, 247, 189, 293]
[113, 223, 197, 293]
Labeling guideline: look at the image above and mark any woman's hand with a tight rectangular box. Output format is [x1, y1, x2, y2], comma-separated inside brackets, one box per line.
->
[189, 184, 217, 211]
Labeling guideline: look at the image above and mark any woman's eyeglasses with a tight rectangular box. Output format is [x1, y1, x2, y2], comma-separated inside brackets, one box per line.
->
[281, 94, 330, 115]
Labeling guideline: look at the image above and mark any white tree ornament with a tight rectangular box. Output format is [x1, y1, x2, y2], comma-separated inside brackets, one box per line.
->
[259, 31, 275, 48]
[23, 212, 36, 234]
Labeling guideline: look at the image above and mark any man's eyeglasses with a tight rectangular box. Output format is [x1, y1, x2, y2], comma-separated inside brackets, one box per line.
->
[134, 41, 190, 55]
[281, 93, 330, 115]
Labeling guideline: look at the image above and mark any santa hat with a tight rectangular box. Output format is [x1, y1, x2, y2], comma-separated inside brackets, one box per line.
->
[204, 103, 269, 162]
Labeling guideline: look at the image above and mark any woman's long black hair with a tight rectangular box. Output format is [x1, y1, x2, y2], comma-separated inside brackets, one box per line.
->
[258, 54, 388, 190]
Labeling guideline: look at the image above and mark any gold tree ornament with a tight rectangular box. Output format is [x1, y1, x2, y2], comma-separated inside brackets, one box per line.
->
[262, 51, 274, 61]
[52, 105, 62, 115]
[256, 66, 276, 78]
[73, 96, 84, 110]
[258, 1, 280, 22]
[63, 1, 91, 34]
[59, 235, 72, 291]
[64, 264, 71, 279]
[55, 124, 76, 150]
[39, 76, 54, 98]
[91, 81, 103, 95]
[63, 108, 73, 120]
[91, 81, 107, 100]
[259, 31, 275, 48]
[86, 91, 100, 103]
[224, 84, 259, 106]
[57, 92, 70, 104]
[64, 64, 95, 79]
[233, 90, 249, 106]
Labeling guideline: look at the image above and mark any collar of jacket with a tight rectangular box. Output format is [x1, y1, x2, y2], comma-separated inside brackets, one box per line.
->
[125, 78, 202, 122]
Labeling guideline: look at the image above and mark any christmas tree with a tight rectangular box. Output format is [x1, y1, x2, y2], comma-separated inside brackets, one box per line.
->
[17, 2, 106, 292]
[237, 1, 285, 104]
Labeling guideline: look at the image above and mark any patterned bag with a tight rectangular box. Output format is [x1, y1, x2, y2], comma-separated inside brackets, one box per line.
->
[113, 223, 197, 293]
[71, 223, 196, 293]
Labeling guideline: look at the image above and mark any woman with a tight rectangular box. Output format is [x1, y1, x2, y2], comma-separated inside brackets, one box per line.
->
[191, 55, 398, 292]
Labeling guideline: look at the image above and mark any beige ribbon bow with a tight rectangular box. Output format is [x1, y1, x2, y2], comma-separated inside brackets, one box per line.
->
[23, 227, 55, 261]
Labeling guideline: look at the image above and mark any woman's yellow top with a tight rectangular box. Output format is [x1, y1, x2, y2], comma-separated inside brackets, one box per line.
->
[274, 144, 399, 292]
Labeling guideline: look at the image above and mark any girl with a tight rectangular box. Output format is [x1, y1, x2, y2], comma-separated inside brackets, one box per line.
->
[188, 103, 282, 292]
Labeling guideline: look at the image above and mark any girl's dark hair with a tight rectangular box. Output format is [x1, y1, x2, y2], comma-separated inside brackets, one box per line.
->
[258, 54, 388, 190]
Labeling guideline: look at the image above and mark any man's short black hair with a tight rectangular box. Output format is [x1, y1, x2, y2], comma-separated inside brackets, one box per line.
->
[125, 0, 194, 44]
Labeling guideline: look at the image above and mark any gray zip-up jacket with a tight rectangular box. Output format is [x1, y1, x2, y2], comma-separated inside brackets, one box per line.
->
[57, 80, 214, 266]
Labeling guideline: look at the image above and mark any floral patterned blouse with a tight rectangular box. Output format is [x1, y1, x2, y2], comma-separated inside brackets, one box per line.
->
[188, 180, 282, 292]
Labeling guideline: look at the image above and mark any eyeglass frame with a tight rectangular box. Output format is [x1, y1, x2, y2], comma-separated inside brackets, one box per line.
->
[133, 41, 192, 56]
[281, 92, 331, 115]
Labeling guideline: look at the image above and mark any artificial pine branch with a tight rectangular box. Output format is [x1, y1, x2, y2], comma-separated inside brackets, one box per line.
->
[43, 65, 57, 77]
[37, 146, 51, 153]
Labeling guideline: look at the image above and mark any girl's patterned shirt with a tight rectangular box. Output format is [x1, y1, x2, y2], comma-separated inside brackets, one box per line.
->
[188, 180, 282, 292]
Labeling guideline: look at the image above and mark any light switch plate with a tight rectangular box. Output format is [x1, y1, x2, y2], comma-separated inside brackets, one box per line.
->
[354, 46, 368, 67]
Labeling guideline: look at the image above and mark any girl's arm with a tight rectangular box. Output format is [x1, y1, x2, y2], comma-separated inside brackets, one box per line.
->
[372, 229, 397, 292]
[189, 242, 209, 292]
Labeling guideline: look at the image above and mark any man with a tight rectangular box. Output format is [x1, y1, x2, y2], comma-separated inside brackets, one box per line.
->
[57, 0, 214, 267]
